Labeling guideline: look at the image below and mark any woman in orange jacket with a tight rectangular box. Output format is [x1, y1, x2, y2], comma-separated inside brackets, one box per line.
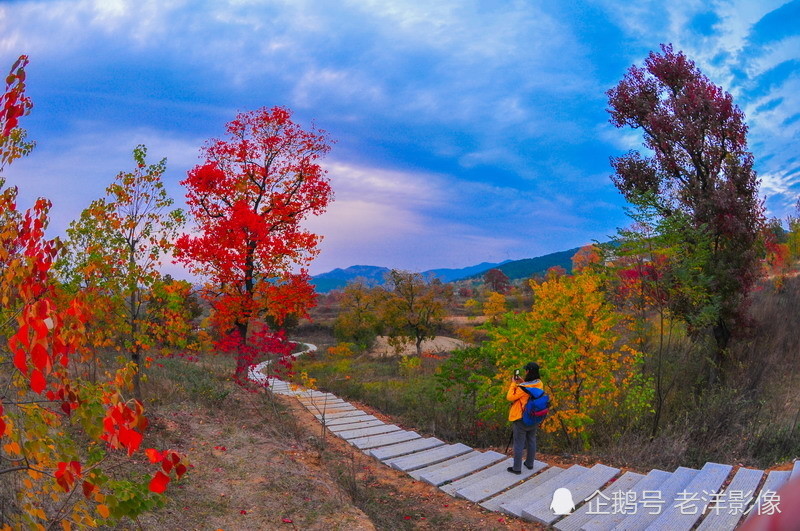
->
[506, 361, 544, 474]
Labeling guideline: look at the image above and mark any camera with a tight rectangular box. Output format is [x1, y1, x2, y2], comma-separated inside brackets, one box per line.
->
[514, 369, 520, 377]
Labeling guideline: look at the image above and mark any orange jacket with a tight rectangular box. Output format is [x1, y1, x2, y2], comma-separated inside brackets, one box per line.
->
[507, 379, 544, 422]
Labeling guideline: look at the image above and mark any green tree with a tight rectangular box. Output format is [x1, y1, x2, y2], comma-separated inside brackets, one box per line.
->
[58, 145, 183, 399]
[333, 280, 381, 352]
[379, 270, 451, 356]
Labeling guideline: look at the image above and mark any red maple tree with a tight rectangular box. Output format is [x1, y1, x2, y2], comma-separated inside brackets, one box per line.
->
[175, 106, 333, 377]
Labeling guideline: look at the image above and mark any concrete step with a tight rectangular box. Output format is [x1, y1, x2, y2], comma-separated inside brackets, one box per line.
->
[607, 466, 699, 530]
[369, 437, 446, 461]
[440, 458, 514, 496]
[419, 451, 506, 487]
[350, 430, 421, 450]
[741, 469, 791, 527]
[315, 410, 367, 421]
[500, 465, 589, 517]
[455, 460, 547, 503]
[409, 451, 481, 480]
[336, 424, 402, 440]
[520, 464, 620, 525]
[581, 468, 673, 531]
[386, 443, 473, 472]
[324, 414, 377, 427]
[299, 400, 350, 409]
[479, 464, 562, 513]
[327, 419, 384, 433]
[646, 462, 732, 531]
[696, 467, 763, 531]
[554, 471, 645, 531]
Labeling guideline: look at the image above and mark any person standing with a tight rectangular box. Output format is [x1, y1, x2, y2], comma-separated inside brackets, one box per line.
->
[506, 361, 544, 474]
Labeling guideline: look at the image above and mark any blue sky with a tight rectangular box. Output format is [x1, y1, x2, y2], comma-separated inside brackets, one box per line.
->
[1, 0, 799, 277]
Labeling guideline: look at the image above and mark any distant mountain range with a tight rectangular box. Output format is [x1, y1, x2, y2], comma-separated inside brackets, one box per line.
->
[311, 247, 582, 293]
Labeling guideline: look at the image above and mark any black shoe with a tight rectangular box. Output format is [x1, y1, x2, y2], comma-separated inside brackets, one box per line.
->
[507, 467, 521, 475]
[524, 463, 534, 470]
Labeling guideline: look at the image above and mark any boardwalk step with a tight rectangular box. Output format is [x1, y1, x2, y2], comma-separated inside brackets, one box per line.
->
[520, 463, 620, 525]
[455, 460, 547, 503]
[350, 430, 421, 450]
[327, 419, 384, 433]
[741, 469, 792, 528]
[500, 465, 589, 517]
[479, 464, 562, 513]
[646, 462, 732, 531]
[581, 468, 673, 531]
[369, 437, 446, 461]
[439, 458, 515, 496]
[336, 424, 402, 440]
[409, 451, 481, 480]
[324, 414, 377, 427]
[315, 409, 366, 421]
[696, 467, 763, 531]
[606, 466, 699, 530]
[554, 471, 646, 531]
[419, 451, 506, 486]
[387, 443, 472, 472]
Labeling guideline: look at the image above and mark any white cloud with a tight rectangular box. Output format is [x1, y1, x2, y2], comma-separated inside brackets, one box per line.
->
[5, 125, 201, 235]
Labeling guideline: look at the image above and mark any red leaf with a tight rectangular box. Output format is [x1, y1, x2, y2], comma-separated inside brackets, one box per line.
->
[31, 343, 48, 372]
[282, 518, 293, 523]
[118, 427, 143, 456]
[145, 448, 164, 463]
[149, 471, 170, 493]
[82, 480, 95, 498]
[30, 369, 46, 393]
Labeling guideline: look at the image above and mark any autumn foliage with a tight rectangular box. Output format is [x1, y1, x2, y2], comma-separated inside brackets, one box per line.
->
[175, 106, 332, 377]
[1, 56, 186, 528]
[479, 269, 651, 448]
[607, 44, 764, 378]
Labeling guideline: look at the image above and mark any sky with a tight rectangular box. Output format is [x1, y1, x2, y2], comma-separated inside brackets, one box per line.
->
[1, 0, 799, 277]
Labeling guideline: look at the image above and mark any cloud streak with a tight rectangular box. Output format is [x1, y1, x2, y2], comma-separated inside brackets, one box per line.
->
[1, 0, 798, 277]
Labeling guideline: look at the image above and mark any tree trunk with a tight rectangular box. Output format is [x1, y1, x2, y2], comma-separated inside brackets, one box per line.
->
[131, 348, 142, 401]
[709, 318, 731, 386]
[130, 287, 142, 402]
[235, 320, 250, 379]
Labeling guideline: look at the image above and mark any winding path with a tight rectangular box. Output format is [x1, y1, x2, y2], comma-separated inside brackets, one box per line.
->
[251, 346, 798, 529]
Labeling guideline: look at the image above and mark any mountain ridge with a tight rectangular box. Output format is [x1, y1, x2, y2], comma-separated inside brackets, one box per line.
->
[310, 247, 584, 293]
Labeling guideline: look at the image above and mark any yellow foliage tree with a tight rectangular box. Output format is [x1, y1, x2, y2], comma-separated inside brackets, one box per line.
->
[481, 269, 650, 448]
[482, 291, 507, 323]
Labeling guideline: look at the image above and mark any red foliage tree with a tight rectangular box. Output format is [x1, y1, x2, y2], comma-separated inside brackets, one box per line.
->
[483, 268, 511, 294]
[1, 56, 186, 527]
[607, 44, 764, 377]
[175, 107, 333, 377]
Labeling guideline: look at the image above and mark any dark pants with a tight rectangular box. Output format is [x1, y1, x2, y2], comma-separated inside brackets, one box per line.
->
[511, 420, 537, 472]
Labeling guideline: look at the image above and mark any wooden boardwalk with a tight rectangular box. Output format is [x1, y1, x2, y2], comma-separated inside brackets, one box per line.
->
[266, 378, 798, 530]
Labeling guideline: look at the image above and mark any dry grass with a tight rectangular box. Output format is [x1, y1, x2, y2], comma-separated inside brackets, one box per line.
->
[132, 352, 540, 530]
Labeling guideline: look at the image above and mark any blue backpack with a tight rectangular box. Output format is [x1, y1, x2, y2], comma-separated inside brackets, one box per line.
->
[521, 384, 550, 426]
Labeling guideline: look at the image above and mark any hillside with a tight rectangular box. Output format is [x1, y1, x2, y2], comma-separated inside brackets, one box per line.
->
[479, 247, 580, 280]
[310, 247, 585, 293]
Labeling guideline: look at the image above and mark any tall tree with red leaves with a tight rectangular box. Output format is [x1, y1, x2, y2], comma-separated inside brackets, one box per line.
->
[607, 44, 764, 381]
[175, 107, 333, 378]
